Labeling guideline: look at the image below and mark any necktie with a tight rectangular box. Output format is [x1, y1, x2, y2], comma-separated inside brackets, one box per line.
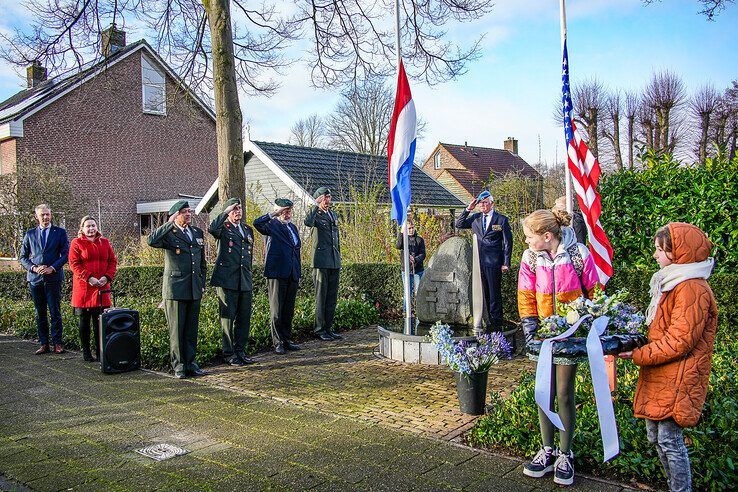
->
[185, 227, 192, 242]
[482, 215, 487, 232]
[287, 224, 297, 245]
[41, 228, 48, 249]
[238, 224, 245, 237]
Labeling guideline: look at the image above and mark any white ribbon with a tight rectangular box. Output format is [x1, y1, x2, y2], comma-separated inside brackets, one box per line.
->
[533, 314, 620, 463]
[534, 315, 590, 430]
[586, 316, 619, 462]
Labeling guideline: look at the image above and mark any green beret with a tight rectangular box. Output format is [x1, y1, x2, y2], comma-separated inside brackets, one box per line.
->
[275, 198, 293, 208]
[223, 198, 241, 208]
[168, 200, 190, 216]
[313, 187, 331, 199]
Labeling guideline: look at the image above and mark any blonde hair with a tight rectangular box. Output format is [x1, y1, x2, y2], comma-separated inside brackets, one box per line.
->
[522, 209, 569, 240]
[551, 196, 572, 226]
[78, 215, 97, 235]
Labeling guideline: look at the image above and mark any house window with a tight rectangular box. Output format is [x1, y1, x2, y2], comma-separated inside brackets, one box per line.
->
[141, 55, 166, 115]
[434, 150, 442, 169]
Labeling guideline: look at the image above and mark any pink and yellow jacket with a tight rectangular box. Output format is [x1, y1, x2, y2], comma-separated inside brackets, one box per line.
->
[517, 227, 600, 341]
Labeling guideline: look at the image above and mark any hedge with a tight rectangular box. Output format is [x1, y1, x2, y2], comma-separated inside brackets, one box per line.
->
[0, 294, 379, 370]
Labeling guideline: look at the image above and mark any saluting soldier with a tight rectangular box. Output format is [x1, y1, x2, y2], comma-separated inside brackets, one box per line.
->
[304, 187, 342, 341]
[253, 198, 302, 355]
[148, 200, 208, 378]
[209, 198, 255, 366]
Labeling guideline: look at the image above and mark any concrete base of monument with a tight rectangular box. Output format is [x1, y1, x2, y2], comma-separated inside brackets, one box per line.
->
[377, 321, 519, 365]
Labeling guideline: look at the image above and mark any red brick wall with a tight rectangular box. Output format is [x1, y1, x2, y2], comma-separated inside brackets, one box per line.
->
[0, 139, 17, 175]
[421, 145, 463, 179]
[16, 49, 217, 244]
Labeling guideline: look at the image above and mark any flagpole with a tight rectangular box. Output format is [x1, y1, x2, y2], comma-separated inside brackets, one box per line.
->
[395, 0, 413, 335]
[560, 0, 573, 215]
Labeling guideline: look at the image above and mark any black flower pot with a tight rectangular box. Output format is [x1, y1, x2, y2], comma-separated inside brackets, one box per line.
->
[454, 371, 489, 415]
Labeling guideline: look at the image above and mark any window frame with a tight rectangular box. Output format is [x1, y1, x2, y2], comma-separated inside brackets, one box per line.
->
[141, 54, 167, 116]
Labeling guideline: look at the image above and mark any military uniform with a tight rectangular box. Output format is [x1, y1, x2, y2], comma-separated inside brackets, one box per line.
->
[209, 198, 255, 365]
[304, 187, 342, 340]
[148, 201, 207, 376]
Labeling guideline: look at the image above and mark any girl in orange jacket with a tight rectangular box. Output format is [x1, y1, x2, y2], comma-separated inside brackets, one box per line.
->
[619, 223, 717, 492]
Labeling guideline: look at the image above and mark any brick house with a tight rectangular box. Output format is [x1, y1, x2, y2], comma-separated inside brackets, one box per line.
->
[421, 139, 542, 203]
[0, 27, 216, 248]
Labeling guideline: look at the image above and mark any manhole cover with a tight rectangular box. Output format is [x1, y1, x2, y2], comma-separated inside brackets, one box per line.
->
[136, 443, 189, 461]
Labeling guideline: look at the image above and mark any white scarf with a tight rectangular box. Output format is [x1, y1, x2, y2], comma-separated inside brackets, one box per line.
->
[645, 258, 714, 325]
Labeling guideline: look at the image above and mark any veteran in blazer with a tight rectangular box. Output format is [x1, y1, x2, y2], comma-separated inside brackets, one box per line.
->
[304, 187, 343, 341]
[254, 198, 302, 354]
[148, 200, 208, 378]
[209, 198, 255, 366]
[455, 191, 513, 329]
[19, 204, 70, 354]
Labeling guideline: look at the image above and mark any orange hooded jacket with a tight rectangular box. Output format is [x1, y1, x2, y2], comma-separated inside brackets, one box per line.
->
[631, 222, 718, 428]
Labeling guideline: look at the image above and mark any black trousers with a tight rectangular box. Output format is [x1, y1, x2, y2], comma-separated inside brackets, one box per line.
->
[481, 265, 503, 329]
[77, 307, 101, 358]
[267, 277, 298, 346]
[216, 287, 252, 358]
[163, 299, 201, 373]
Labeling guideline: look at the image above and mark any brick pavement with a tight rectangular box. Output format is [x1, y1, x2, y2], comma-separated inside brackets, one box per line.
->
[202, 327, 535, 441]
[0, 334, 638, 491]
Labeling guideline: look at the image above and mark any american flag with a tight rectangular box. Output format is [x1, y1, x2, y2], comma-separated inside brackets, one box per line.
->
[562, 39, 614, 284]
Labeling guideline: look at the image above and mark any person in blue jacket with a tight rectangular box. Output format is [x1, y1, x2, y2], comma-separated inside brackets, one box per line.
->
[455, 191, 513, 330]
[254, 198, 302, 354]
[19, 204, 69, 354]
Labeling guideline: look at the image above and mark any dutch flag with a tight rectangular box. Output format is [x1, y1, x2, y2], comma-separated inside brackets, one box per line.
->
[388, 61, 416, 227]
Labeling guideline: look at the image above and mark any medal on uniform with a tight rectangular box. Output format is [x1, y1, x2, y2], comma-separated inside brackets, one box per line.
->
[229, 240, 234, 247]
[176, 248, 181, 254]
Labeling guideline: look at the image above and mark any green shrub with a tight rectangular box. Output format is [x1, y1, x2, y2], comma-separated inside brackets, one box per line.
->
[0, 290, 379, 370]
[600, 153, 738, 272]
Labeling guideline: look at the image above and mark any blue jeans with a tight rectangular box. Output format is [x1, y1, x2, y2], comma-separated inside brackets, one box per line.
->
[401, 270, 423, 295]
[30, 281, 63, 345]
[646, 418, 691, 492]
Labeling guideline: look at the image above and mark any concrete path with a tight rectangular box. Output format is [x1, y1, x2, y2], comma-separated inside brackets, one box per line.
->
[0, 334, 633, 491]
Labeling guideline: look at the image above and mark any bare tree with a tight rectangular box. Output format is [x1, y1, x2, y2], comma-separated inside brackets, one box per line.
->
[324, 79, 394, 155]
[624, 91, 639, 169]
[643, 71, 687, 155]
[644, 0, 735, 20]
[690, 84, 719, 164]
[289, 114, 324, 147]
[573, 78, 606, 159]
[601, 89, 624, 169]
[0, 0, 493, 208]
[722, 81, 738, 159]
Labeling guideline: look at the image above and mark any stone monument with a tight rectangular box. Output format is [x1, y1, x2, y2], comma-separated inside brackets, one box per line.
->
[415, 236, 473, 326]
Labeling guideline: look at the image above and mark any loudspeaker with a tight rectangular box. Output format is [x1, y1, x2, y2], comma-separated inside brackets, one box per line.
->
[99, 308, 141, 374]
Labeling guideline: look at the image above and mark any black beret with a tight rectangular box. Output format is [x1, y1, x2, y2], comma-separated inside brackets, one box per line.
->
[275, 198, 293, 208]
[313, 187, 331, 199]
[168, 200, 190, 216]
[224, 198, 241, 208]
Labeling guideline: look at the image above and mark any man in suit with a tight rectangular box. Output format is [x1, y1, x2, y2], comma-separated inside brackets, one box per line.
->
[254, 198, 302, 355]
[455, 191, 513, 330]
[209, 198, 255, 366]
[148, 200, 208, 378]
[304, 187, 342, 342]
[19, 204, 69, 354]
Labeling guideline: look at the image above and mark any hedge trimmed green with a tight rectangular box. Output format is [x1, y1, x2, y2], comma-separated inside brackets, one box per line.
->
[0, 294, 379, 370]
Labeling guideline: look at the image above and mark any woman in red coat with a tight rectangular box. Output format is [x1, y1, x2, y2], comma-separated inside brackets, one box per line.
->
[68, 216, 117, 361]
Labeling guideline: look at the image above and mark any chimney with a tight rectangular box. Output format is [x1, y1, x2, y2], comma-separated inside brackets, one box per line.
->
[27, 60, 47, 88]
[504, 137, 518, 155]
[101, 24, 126, 57]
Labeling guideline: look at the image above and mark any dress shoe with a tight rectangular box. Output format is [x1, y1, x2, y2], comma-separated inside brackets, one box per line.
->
[53, 344, 65, 354]
[328, 331, 343, 340]
[226, 356, 246, 367]
[189, 368, 209, 377]
[317, 332, 334, 341]
[274, 344, 286, 355]
[82, 350, 94, 362]
[239, 355, 256, 364]
[285, 341, 301, 351]
[174, 371, 187, 379]
[35, 344, 50, 355]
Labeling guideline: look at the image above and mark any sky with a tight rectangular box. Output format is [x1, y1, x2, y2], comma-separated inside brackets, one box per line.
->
[1, 0, 736, 169]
